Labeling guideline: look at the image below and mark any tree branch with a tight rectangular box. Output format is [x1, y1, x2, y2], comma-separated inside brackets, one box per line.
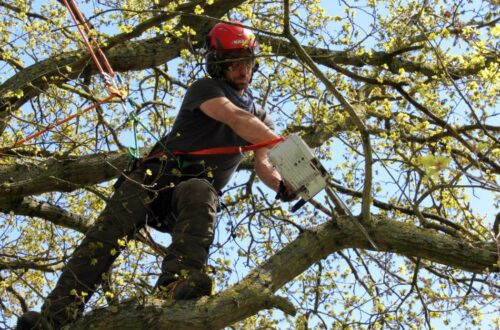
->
[282, 0, 373, 222]
[0, 151, 127, 204]
[68, 213, 498, 328]
[0, 197, 90, 232]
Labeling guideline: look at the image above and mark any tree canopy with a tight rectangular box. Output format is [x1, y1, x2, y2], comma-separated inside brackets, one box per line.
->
[0, 0, 498, 329]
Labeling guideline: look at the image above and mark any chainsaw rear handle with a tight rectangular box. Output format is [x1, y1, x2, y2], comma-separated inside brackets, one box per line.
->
[291, 198, 307, 212]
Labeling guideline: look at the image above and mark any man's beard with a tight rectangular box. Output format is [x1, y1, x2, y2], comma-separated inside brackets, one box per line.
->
[227, 80, 249, 90]
[225, 72, 250, 91]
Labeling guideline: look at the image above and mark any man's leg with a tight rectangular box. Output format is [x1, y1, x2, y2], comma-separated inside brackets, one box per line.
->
[157, 178, 218, 299]
[38, 166, 156, 328]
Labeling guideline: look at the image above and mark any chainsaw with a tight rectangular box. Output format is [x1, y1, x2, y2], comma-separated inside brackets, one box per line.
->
[268, 134, 378, 249]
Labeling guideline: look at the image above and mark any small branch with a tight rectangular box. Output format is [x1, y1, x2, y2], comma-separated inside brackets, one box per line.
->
[0, 258, 64, 272]
[395, 86, 500, 174]
[338, 251, 372, 294]
[0, 273, 28, 313]
[0, 1, 50, 21]
[395, 258, 420, 313]
[282, 0, 372, 222]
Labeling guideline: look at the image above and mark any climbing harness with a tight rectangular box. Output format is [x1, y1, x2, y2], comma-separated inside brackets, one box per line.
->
[144, 137, 285, 161]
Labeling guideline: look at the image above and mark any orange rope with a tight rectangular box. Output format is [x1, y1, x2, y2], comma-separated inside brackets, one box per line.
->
[10, 94, 117, 149]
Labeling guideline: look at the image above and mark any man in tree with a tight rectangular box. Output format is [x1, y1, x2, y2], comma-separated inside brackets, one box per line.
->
[17, 21, 295, 329]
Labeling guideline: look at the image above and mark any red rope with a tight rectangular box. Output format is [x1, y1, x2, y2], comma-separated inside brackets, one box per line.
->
[61, 0, 115, 82]
[141, 137, 285, 164]
[11, 94, 117, 149]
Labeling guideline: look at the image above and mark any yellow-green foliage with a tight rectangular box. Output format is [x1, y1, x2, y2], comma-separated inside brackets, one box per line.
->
[0, 0, 497, 329]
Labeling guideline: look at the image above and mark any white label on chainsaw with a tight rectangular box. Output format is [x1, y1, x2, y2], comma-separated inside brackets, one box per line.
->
[268, 134, 328, 200]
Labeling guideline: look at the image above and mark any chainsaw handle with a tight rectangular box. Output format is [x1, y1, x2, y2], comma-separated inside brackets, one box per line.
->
[291, 198, 307, 212]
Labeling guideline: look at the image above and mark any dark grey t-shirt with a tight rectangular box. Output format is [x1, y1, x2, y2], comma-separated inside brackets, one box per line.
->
[152, 78, 274, 190]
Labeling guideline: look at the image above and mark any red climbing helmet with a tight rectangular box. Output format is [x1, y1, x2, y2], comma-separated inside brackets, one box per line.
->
[205, 21, 259, 78]
[207, 21, 258, 51]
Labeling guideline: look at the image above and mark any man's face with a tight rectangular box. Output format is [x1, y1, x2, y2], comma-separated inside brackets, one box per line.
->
[223, 57, 255, 91]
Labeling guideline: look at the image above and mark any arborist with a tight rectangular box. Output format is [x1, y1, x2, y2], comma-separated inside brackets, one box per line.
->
[17, 21, 296, 329]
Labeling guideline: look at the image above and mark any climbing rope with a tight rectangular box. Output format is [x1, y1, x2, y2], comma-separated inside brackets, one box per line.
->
[9, 94, 116, 150]
[61, 0, 122, 97]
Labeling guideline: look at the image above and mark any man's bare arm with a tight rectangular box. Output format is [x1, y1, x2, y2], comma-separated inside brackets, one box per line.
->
[199, 97, 279, 144]
[254, 148, 281, 192]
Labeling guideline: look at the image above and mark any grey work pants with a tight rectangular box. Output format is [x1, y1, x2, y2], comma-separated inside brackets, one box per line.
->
[41, 160, 218, 327]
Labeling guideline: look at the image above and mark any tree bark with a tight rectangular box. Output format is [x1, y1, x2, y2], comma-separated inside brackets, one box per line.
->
[69, 214, 498, 329]
[0, 151, 127, 205]
[0, 197, 89, 233]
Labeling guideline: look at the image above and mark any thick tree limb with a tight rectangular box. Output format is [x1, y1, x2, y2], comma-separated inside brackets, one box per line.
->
[0, 197, 90, 233]
[68, 214, 498, 329]
[0, 151, 126, 205]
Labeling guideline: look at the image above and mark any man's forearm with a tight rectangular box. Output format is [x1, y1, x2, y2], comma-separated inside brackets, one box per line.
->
[255, 150, 281, 192]
[230, 110, 279, 144]
[199, 97, 280, 145]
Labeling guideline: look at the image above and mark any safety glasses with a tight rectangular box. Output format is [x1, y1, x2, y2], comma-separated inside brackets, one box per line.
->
[225, 57, 256, 70]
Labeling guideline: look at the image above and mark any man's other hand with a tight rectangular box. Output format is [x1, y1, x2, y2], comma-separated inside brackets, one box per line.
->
[275, 180, 298, 202]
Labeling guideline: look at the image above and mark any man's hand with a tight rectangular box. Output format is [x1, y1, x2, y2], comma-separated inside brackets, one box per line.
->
[275, 180, 298, 202]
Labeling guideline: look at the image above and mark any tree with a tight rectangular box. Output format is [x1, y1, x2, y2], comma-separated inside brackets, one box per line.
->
[0, 0, 498, 329]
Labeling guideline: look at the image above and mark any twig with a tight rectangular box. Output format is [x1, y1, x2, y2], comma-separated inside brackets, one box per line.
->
[282, 0, 373, 222]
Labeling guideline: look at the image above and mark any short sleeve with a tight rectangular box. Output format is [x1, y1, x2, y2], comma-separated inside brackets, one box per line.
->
[181, 78, 226, 112]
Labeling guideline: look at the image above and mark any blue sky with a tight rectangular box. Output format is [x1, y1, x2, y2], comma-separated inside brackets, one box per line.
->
[1, 1, 498, 328]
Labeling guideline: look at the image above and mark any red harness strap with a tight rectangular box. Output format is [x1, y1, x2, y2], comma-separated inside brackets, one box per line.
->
[141, 137, 285, 164]
[173, 137, 285, 156]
